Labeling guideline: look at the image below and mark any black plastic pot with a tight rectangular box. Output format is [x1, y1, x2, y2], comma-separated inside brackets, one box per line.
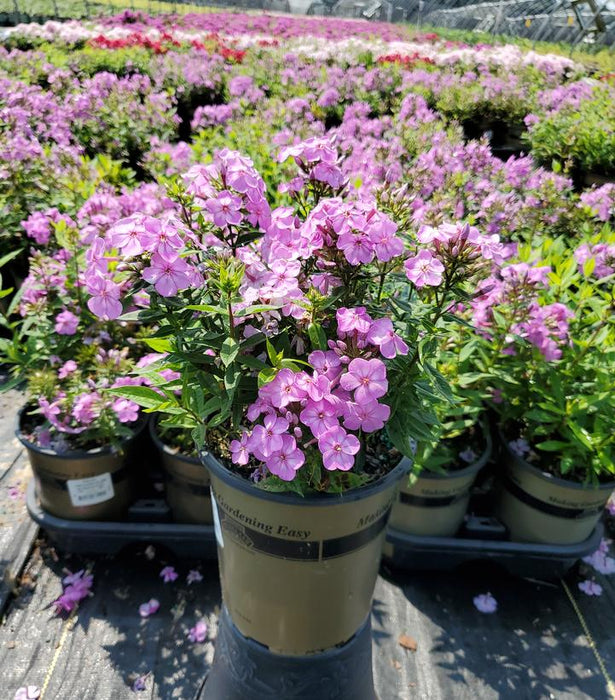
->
[17, 407, 146, 521]
[202, 450, 410, 698]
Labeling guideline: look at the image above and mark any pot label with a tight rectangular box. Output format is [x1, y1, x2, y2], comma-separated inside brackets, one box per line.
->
[211, 492, 224, 548]
[67, 472, 114, 507]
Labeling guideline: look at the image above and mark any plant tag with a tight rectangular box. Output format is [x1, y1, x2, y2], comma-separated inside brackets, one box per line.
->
[67, 473, 114, 507]
[210, 492, 224, 548]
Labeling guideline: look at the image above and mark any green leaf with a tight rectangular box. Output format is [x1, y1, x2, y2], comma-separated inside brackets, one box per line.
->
[220, 337, 239, 367]
[109, 386, 167, 409]
[145, 337, 174, 353]
[308, 323, 327, 351]
[535, 440, 570, 452]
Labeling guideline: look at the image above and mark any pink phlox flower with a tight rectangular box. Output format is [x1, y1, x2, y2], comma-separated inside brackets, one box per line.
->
[300, 399, 340, 438]
[296, 373, 332, 402]
[72, 393, 100, 426]
[206, 190, 244, 228]
[53, 569, 93, 614]
[58, 360, 78, 379]
[337, 230, 375, 265]
[54, 310, 79, 335]
[86, 274, 123, 320]
[139, 599, 160, 617]
[318, 426, 361, 471]
[266, 434, 305, 481]
[312, 161, 345, 189]
[141, 216, 185, 261]
[186, 569, 203, 585]
[339, 358, 388, 404]
[343, 401, 390, 433]
[404, 249, 445, 288]
[336, 307, 372, 336]
[112, 398, 139, 423]
[261, 368, 306, 408]
[473, 592, 498, 613]
[188, 620, 208, 643]
[132, 674, 149, 692]
[366, 318, 408, 359]
[250, 414, 289, 457]
[308, 350, 342, 381]
[142, 253, 192, 297]
[578, 580, 603, 596]
[583, 549, 615, 575]
[160, 566, 178, 583]
[230, 433, 251, 466]
[108, 215, 148, 257]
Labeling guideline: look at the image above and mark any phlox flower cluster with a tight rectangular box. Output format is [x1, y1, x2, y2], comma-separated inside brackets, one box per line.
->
[472, 262, 573, 361]
[231, 307, 407, 481]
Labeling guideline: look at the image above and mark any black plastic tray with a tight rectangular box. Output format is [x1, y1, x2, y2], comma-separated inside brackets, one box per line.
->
[26, 480, 217, 559]
[384, 523, 604, 579]
[28, 480, 603, 576]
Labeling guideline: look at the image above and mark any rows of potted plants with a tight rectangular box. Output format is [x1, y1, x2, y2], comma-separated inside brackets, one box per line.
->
[1, 12, 614, 695]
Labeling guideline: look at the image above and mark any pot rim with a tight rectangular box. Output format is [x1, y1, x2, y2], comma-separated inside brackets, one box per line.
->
[500, 428, 615, 492]
[202, 450, 412, 506]
[411, 419, 492, 481]
[15, 404, 146, 459]
[149, 415, 201, 466]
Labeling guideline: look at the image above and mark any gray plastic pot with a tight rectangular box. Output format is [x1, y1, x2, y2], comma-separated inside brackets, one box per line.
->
[495, 436, 615, 545]
[388, 425, 491, 537]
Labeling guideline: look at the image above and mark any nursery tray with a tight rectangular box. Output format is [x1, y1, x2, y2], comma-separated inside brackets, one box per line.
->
[384, 521, 604, 580]
[26, 480, 217, 559]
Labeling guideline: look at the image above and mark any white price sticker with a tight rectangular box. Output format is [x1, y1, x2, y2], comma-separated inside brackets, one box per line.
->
[67, 472, 114, 507]
[211, 492, 224, 548]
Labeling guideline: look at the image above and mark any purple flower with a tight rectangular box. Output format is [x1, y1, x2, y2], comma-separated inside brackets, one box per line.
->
[508, 438, 530, 457]
[58, 360, 77, 379]
[112, 399, 139, 424]
[578, 580, 603, 597]
[318, 426, 361, 472]
[459, 448, 477, 463]
[249, 414, 289, 457]
[473, 592, 498, 613]
[404, 250, 445, 287]
[160, 566, 178, 583]
[230, 434, 250, 466]
[54, 310, 79, 335]
[300, 399, 340, 438]
[366, 318, 408, 359]
[87, 275, 123, 320]
[343, 401, 390, 433]
[340, 358, 388, 404]
[583, 549, 615, 575]
[266, 434, 305, 481]
[142, 254, 192, 297]
[139, 599, 160, 617]
[186, 569, 203, 585]
[206, 191, 244, 228]
[132, 674, 149, 692]
[336, 307, 372, 335]
[187, 620, 208, 643]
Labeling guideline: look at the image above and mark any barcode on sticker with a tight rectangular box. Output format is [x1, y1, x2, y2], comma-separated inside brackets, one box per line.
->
[67, 472, 114, 507]
[211, 492, 224, 548]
